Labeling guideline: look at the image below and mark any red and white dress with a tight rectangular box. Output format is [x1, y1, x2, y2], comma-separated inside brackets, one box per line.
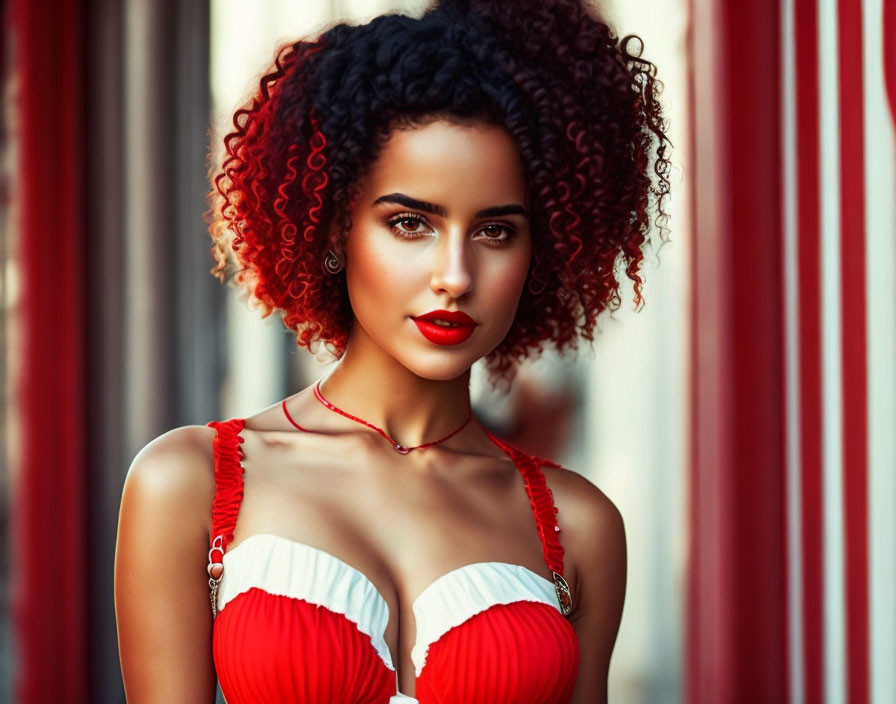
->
[206, 417, 580, 703]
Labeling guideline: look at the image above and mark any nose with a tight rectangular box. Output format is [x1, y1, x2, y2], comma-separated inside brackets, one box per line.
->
[429, 227, 473, 299]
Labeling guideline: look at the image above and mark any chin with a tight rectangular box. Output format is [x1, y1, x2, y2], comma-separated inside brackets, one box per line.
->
[397, 351, 480, 383]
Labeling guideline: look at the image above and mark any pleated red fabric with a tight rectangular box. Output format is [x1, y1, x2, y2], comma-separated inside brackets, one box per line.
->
[213, 588, 395, 703]
[414, 601, 579, 703]
[206, 417, 580, 703]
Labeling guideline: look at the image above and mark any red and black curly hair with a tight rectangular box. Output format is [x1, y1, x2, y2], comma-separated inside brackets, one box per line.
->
[207, 0, 671, 383]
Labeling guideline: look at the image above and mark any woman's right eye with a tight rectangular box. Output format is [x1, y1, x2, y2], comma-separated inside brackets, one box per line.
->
[386, 213, 433, 238]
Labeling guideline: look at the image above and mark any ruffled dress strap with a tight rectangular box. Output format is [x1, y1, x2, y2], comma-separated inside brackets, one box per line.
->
[481, 427, 574, 616]
[205, 417, 247, 618]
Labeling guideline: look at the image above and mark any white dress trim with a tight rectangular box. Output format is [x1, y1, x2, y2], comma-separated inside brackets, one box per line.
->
[390, 694, 419, 703]
[216, 534, 561, 681]
[218, 533, 394, 671]
[410, 562, 559, 676]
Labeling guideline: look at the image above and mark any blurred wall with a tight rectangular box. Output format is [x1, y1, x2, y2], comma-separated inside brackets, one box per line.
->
[585, 0, 689, 702]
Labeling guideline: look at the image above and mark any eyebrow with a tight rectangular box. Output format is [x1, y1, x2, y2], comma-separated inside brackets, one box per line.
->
[373, 192, 529, 219]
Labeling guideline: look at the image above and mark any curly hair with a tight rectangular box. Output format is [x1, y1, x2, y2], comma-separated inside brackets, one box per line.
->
[208, 0, 671, 383]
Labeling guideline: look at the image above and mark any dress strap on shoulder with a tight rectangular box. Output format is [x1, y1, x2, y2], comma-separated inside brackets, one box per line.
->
[513, 450, 566, 577]
[206, 418, 247, 559]
[206, 418, 247, 618]
[481, 428, 567, 572]
[483, 427, 573, 615]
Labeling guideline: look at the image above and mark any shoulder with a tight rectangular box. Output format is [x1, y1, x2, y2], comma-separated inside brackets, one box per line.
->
[122, 425, 219, 536]
[116, 425, 221, 700]
[538, 462, 626, 606]
[126, 424, 217, 490]
[540, 462, 625, 550]
[539, 461, 626, 695]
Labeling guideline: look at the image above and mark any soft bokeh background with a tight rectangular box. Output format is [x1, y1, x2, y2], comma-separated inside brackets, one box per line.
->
[2, 0, 894, 702]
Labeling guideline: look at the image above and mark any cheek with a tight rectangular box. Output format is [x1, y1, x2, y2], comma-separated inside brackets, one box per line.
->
[344, 230, 415, 309]
[490, 245, 532, 313]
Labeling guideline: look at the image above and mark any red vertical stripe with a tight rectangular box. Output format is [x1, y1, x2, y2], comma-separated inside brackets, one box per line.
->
[837, 2, 869, 702]
[12, 0, 88, 701]
[794, 1, 824, 701]
[687, 0, 787, 699]
[724, 0, 787, 695]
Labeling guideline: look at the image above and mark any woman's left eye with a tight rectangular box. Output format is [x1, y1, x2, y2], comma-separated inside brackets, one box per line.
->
[475, 223, 516, 245]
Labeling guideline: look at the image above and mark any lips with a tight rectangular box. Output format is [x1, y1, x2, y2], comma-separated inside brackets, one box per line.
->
[411, 309, 478, 346]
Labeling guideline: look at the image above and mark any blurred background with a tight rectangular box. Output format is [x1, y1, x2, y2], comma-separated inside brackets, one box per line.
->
[1, 0, 893, 702]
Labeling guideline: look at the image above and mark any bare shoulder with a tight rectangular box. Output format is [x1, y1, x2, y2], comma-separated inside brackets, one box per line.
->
[122, 425, 218, 532]
[540, 462, 626, 567]
[539, 462, 626, 703]
[538, 462, 627, 618]
[115, 425, 220, 702]
[127, 424, 217, 483]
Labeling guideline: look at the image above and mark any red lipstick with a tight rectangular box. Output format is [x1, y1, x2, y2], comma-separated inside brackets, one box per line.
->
[411, 309, 478, 346]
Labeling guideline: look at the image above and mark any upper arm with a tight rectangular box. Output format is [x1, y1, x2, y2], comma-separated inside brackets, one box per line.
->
[114, 425, 218, 703]
[546, 468, 627, 704]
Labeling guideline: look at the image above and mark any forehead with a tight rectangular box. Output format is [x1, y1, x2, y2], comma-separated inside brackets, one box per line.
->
[360, 120, 528, 205]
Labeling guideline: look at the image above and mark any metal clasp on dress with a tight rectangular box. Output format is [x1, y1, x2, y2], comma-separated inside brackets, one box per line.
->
[207, 534, 225, 619]
[552, 571, 573, 616]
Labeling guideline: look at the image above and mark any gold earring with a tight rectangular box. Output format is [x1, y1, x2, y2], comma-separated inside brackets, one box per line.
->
[323, 249, 344, 274]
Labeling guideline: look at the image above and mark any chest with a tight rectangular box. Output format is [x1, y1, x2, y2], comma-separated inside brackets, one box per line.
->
[206, 418, 578, 701]
[213, 534, 579, 702]
[235, 434, 547, 583]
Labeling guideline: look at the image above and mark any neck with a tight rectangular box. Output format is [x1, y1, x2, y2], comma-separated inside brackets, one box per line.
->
[317, 324, 474, 449]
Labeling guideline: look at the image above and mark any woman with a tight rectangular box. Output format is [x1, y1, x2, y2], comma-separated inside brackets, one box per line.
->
[114, 0, 670, 702]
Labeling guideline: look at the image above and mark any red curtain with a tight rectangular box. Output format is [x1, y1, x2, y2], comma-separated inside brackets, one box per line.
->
[12, 0, 88, 701]
[687, 0, 787, 700]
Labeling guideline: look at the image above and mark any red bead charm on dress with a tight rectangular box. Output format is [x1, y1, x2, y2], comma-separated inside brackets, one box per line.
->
[207, 534, 225, 619]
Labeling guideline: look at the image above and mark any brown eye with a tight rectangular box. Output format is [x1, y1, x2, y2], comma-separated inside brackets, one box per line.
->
[475, 222, 516, 246]
[386, 212, 433, 239]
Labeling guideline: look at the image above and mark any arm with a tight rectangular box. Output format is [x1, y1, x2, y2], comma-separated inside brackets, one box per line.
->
[545, 468, 628, 704]
[114, 425, 218, 703]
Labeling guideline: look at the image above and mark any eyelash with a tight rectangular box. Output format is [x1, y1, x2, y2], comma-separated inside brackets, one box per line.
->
[385, 212, 517, 247]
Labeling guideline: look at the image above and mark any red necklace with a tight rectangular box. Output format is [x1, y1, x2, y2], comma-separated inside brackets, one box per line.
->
[303, 379, 473, 454]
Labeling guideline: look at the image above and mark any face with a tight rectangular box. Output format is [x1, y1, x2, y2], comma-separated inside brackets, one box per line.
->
[342, 119, 533, 381]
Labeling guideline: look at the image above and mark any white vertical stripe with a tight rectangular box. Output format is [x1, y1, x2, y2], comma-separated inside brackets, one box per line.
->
[819, 1, 847, 702]
[781, 0, 805, 701]
[862, 1, 896, 701]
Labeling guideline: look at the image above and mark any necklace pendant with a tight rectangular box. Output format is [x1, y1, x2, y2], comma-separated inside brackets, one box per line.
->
[311, 378, 473, 456]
